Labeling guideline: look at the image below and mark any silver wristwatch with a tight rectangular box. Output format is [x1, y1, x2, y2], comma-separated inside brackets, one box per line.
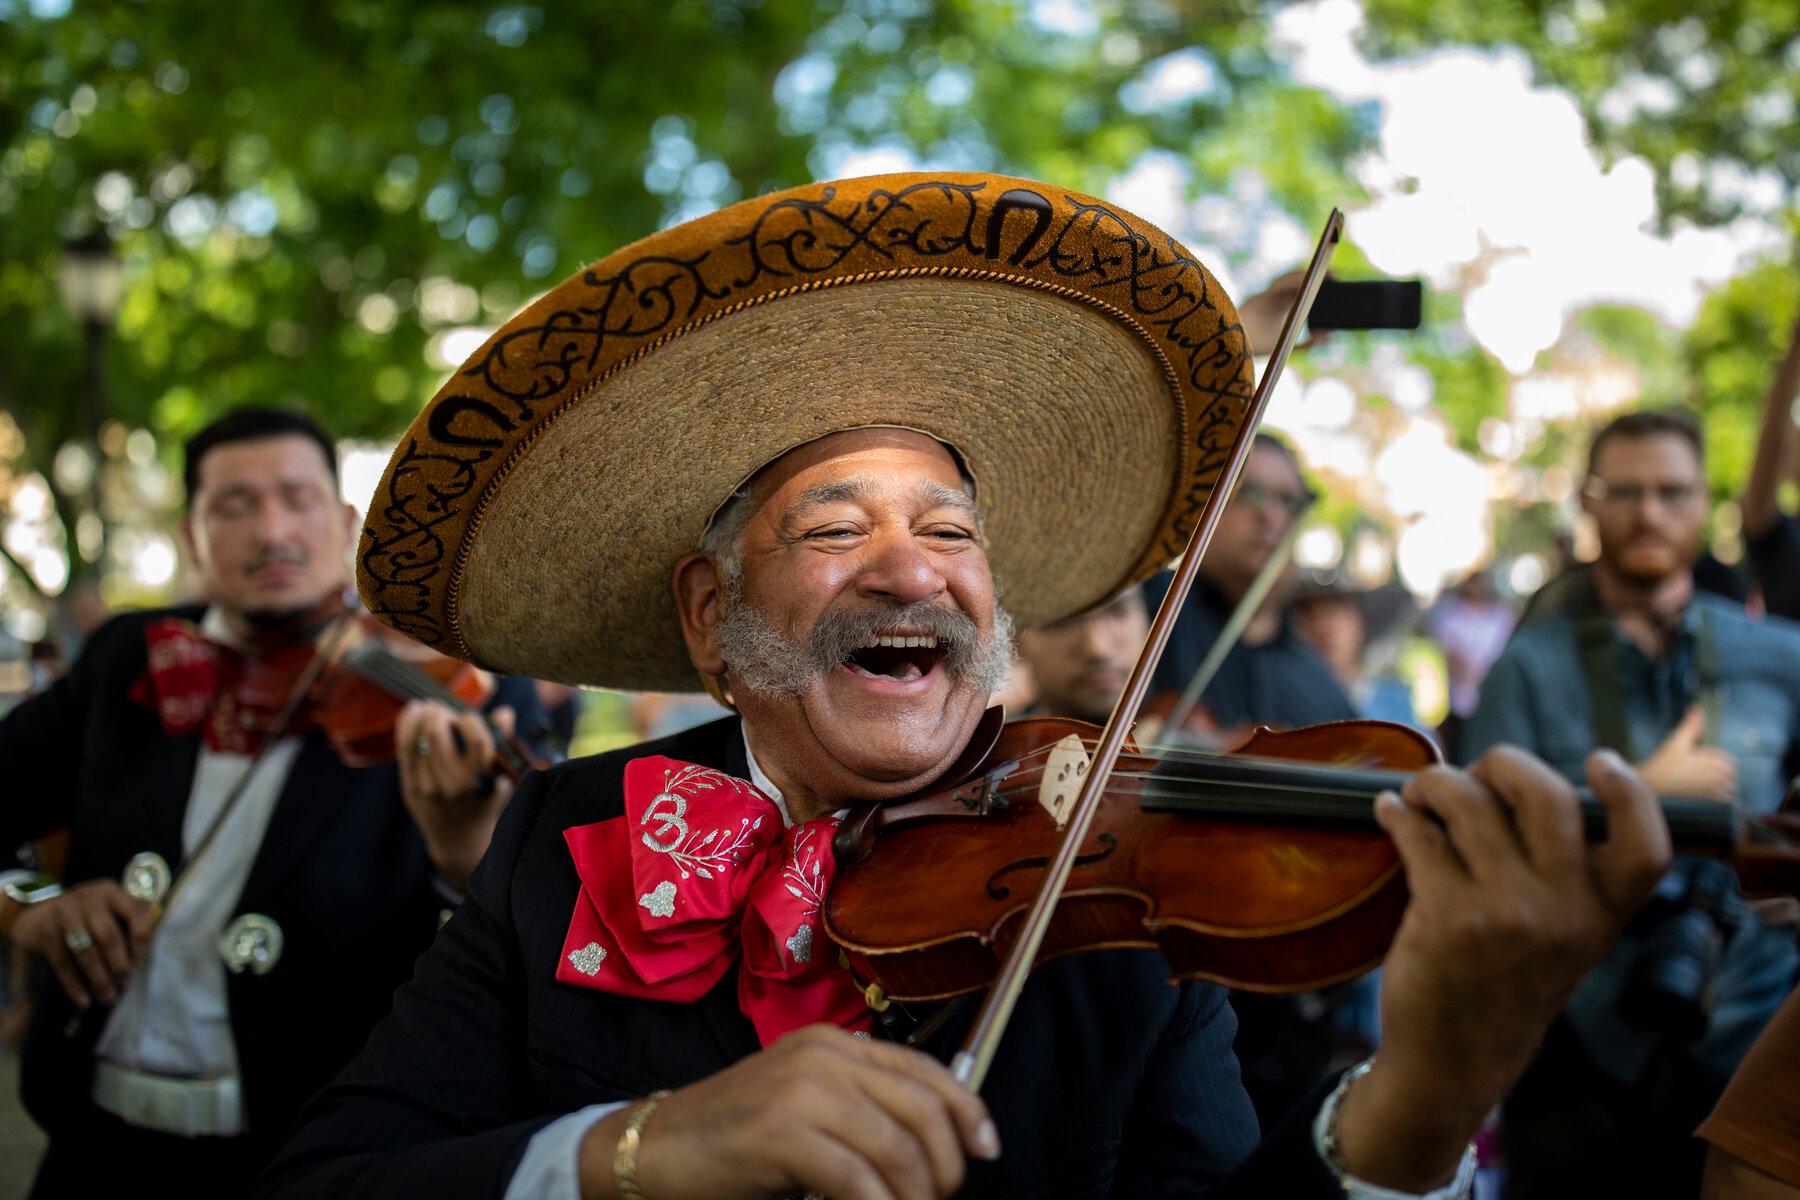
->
[1, 872, 64, 907]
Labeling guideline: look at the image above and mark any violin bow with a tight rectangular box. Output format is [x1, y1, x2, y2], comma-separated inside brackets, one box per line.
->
[949, 209, 1345, 1090]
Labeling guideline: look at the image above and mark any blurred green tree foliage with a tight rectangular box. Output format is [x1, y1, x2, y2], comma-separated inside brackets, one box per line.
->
[1355, 0, 1799, 231]
[1357, 0, 1800, 561]
[1, 0, 1362, 602]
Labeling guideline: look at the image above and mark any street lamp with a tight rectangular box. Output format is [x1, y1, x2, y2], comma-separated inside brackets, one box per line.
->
[57, 230, 125, 571]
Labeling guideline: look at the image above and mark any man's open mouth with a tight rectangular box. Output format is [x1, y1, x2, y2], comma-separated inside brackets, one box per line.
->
[842, 633, 945, 683]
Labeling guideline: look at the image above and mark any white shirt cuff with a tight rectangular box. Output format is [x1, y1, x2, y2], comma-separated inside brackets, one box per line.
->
[505, 1101, 629, 1200]
[1311, 1066, 1477, 1200]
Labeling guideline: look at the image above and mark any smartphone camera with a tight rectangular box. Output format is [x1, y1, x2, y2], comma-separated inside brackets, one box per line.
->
[1307, 280, 1424, 331]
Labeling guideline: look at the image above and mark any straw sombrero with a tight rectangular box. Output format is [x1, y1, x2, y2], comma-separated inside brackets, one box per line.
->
[356, 172, 1254, 691]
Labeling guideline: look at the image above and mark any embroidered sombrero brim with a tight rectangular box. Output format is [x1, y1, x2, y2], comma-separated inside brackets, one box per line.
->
[356, 172, 1254, 691]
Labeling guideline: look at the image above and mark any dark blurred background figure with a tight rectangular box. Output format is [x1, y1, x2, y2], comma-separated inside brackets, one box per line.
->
[1140, 433, 1361, 1133]
[1464, 409, 1800, 1198]
[1144, 434, 1356, 746]
[530, 680, 581, 760]
[1290, 573, 1428, 733]
[26, 642, 65, 694]
[1742, 308, 1800, 623]
[1424, 570, 1513, 763]
[1013, 588, 1147, 723]
[1695, 551, 1754, 607]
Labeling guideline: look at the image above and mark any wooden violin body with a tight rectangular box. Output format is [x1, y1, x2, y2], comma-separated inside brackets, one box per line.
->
[825, 716, 1438, 1003]
[310, 633, 492, 768]
[826, 714, 1800, 1010]
[231, 609, 535, 776]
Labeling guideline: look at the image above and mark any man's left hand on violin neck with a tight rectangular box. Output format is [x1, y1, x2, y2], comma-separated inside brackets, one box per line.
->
[1335, 744, 1671, 1193]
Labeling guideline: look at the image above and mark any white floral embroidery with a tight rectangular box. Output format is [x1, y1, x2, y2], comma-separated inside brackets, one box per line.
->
[785, 923, 814, 964]
[781, 825, 828, 910]
[567, 942, 607, 976]
[637, 764, 767, 880]
[638, 881, 677, 919]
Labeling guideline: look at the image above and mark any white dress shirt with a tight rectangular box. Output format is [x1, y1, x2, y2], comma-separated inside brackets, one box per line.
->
[93, 608, 300, 1128]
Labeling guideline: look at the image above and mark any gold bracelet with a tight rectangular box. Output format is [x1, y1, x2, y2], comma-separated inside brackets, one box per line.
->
[613, 1089, 670, 1200]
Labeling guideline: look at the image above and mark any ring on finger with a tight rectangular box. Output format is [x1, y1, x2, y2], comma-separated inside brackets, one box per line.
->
[64, 928, 95, 955]
[414, 734, 433, 757]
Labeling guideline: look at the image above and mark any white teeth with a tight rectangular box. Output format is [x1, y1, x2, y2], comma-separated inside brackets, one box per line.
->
[855, 634, 940, 649]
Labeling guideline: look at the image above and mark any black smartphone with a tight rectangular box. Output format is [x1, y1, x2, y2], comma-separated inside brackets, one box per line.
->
[1307, 279, 1423, 330]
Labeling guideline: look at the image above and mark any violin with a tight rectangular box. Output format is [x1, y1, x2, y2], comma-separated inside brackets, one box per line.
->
[825, 712, 1800, 1007]
[232, 610, 539, 778]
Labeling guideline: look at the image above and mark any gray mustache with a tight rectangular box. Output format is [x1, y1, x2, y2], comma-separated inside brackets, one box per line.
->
[810, 602, 982, 677]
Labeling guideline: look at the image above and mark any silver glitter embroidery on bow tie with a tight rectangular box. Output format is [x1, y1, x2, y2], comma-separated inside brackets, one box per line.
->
[567, 942, 607, 976]
[638, 880, 677, 919]
[785, 922, 814, 964]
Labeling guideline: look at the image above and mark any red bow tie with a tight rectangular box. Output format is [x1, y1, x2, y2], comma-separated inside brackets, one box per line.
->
[129, 618, 316, 756]
[555, 755, 873, 1046]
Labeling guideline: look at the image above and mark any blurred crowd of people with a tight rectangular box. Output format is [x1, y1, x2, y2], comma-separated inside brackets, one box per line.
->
[1006, 308, 1800, 1198]
[3, 301, 1799, 1199]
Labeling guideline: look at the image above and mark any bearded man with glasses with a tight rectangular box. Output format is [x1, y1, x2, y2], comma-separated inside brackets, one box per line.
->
[1466, 408, 1800, 1197]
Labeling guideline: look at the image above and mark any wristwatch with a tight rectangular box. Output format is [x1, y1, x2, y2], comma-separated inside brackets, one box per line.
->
[1, 872, 63, 940]
[1, 873, 63, 907]
[1, 877, 63, 913]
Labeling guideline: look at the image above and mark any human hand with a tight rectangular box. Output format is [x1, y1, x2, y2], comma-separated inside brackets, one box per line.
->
[1236, 269, 1326, 356]
[1640, 705, 1738, 801]
[577, 1025, 999, 1200]
[9, 879, 152, 1008]
[1335, 746, 1669, 1192]
[395, 700, 515, 894]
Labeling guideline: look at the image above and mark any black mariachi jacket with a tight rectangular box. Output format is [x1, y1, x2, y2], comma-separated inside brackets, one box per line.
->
[1, 607, 445, 1164]
[254, 715, 1346, 1199]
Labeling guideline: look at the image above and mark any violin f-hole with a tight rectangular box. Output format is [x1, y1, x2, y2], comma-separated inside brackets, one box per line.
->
[985, 832, 1118, 900]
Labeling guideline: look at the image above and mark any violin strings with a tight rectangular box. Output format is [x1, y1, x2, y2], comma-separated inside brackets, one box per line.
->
[984, 762, 1737, 847]
[344, 645, 533, 771]
[345, 645, 474, 713]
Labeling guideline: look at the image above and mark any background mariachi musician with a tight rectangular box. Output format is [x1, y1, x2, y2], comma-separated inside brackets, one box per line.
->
[0, 407, 528, 1198]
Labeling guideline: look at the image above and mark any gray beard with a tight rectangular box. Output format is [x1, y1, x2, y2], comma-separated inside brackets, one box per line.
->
[716, 592, 1015, 701]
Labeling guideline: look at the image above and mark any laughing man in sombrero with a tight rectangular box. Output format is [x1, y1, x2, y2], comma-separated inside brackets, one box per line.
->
[255, 174, 1670, 1200]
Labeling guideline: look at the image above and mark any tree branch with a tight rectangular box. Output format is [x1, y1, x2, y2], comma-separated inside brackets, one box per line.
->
[0, 539, 50, 606]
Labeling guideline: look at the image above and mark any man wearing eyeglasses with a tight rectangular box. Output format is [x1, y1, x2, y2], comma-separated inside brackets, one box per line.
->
[1143, 433, 1354, 742]
[1465, 408, 1800, 1197]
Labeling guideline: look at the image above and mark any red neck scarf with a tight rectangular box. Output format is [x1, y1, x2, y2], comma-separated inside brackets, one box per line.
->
[555, 755, 873, 1046]
[129, 609, 335, 756]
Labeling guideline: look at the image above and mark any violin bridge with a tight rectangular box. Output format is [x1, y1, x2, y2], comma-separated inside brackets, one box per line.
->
[1039, 735, 1091, 831]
